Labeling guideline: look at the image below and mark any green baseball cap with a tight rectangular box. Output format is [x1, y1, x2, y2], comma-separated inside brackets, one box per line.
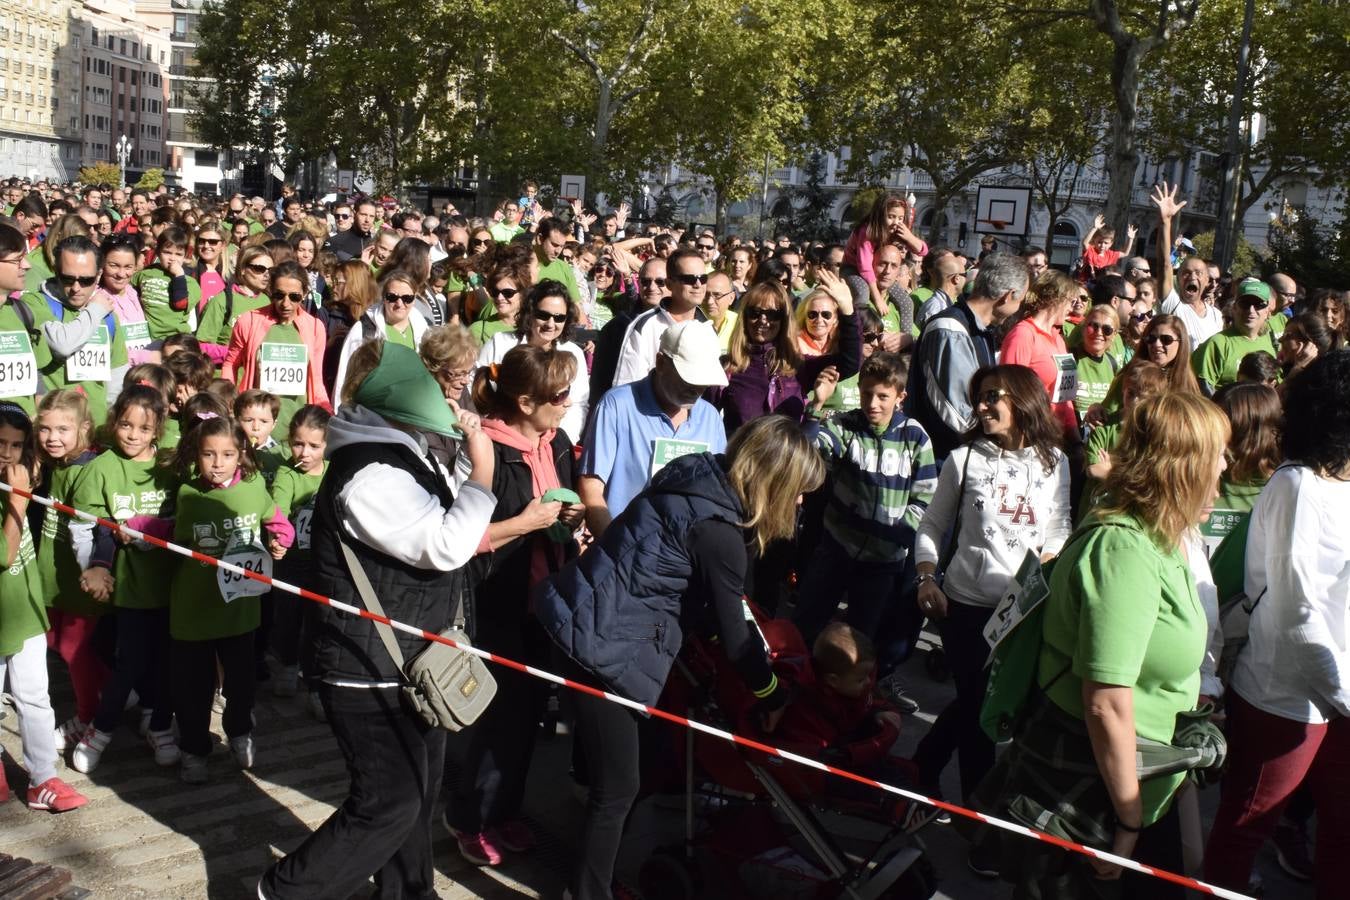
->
[1236, 278, 1271, 303]
[353, 343, 462, 438]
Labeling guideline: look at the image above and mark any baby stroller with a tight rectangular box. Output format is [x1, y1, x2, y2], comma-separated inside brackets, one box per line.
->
[636, 603, 938, 900]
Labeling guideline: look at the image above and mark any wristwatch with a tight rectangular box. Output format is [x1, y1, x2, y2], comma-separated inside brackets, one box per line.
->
[914, 572, 937, 588]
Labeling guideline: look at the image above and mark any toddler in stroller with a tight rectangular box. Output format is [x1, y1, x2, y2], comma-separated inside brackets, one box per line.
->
[639, 605, 937, 900]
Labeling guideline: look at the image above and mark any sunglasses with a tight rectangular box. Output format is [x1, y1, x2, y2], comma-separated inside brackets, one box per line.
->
[862, 331, 883, 344]
[271, 291, 304, 303]
[333, 212, 351, 220]
[674, 272, 709, 286]
[384, 292, 416, 305]
[59, 274, 98, 287]
[744, 306, 785, 323]
[1131, 310, 1155, 323]
[1144, 333, 1178, 347]
[492, 287, 519, 299]
[806, 310, 834, 321]
[1237, 298, 1268, 310]
[594, 266, 615, 277]
[197, 237, 222, 245]
[245, 262, 273, 275]
[533, 309, 568, 324]
[437, 365, 473, 382]
[976, 388, 1010, 406]
[545, 386, 571, 406]
[1084, 321, 1115, 336]
[639, 277, 667, 288]
[696, 243, 716, 251]
[470, 238, 490, 248]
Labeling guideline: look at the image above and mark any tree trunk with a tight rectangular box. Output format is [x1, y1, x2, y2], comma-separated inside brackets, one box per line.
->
[590, 79, 614, 207]
[1103, 41, 1145, 240]
[713, 180, 728, 237]
[924, 183, 953, 246]
[1043, 206, 1059, 262]
[1213, 0, 1255, 271]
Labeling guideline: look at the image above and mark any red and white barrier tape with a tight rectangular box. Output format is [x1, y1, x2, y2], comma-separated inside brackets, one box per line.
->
[3, 481, 1253, 899]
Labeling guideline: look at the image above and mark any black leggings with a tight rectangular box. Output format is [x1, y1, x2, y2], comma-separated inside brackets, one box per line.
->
[571, 687, 640, 900]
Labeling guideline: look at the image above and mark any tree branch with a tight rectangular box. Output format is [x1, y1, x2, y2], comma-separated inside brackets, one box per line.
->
[612, 0, 659, 83]
[548, 27, 606, 84]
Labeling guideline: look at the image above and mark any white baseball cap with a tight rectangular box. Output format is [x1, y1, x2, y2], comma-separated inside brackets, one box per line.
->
[659, 321, 728, 387]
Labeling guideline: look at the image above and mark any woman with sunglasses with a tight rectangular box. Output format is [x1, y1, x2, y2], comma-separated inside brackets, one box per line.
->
[1073, 305, 1123, 426]
[586, 258, 629, 330]
[1100, 314, 1201, 417]
[188, 220, 229, 302]
[223, 261, 332, 428]
[912, 364, 1071, 808]
[194, 245, 276, 365]
[469, 245, 533, 345]
[1001, 271, 1081, 441]
[448, 344, 587, 868]
[717, 272, 859, 432]
[795, 288, 840, 358]
[471, 280, 590, 442]
[331, 268, 431, 407]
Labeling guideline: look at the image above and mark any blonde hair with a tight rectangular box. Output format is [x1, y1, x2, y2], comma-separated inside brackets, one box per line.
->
[1098, 393, 1230, 547]
[725, 416, 824, 554]
[1021, 270, 1077, 316]
[793, 288, 839, 348]
[727, 282, 800, 377]
[35, 388, 94, 463]
[419, 324, 480, 373]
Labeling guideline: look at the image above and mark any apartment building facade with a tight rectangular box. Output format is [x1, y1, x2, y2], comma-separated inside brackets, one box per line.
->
[0, 0, 82, 181]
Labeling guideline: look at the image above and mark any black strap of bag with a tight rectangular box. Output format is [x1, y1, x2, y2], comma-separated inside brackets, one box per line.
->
[938, 448, 973, 574]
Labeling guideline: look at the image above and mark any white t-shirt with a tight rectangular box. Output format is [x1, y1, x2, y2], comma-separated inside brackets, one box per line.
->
[1233, 467, 1350, 723]
[1159, 290, 1224, 350]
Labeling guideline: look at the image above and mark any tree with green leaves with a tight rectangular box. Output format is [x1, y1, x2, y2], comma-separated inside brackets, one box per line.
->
[135, 168, 166, 190]
[790, 153, 838, 242]
[78, 162, 121, 187]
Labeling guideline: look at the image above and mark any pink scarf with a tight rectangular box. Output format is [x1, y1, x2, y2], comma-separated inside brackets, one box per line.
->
[481, 417, 560, 496]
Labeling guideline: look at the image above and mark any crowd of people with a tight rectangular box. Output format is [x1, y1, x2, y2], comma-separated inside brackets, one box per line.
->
[0, 172, 1346, 900]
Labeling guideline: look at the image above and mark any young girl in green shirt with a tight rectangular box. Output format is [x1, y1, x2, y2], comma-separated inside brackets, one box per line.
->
[0, 402, 88, 812]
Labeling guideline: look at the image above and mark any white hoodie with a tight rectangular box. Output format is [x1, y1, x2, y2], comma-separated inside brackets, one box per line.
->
[915, 439, 1072, 608]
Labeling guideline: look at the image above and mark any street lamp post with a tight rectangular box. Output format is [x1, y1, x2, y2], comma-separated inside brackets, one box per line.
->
[116, 134, 131, 189]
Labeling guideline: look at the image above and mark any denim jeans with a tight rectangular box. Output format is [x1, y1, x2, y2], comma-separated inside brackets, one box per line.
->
[261, 684, 447, 900]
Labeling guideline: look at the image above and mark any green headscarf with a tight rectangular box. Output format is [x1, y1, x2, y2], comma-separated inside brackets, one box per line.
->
[353, 343, 462, 438]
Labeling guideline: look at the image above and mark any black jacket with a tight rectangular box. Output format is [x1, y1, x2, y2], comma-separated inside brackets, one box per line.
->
[324, 228, 372, 262]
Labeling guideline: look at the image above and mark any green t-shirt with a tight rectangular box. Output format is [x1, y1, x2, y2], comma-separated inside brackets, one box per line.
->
[0, 301, 43, 416]
[170, 474, 276, 641]
[253, 323, 307, 437]
[1039, 514, 1206, 825]
[23, 246, 50, 293]
[39, 455, 103, 617]
[253, 438, 289, 487]
[536, 257, 581, 303]
[0, 516, 47, 654]
[195, 288, 268, 347]
[1191, 328, 1278, 391]
[1208, 478, 1267, 601]
[23, 293, 129, 425]
[384, 322, 416, 350]
[271, 461, 326, 558]
[68, 449, 178, 610]
[132, 267, 199, 339]
[1084, 417, 1122, 467]
[869, 298, 902, 334]
[1073, 353, 1119, 418]
[489, 221, 524, 243]
[160, 415, 181, 451]
[812, 373, 862, 413]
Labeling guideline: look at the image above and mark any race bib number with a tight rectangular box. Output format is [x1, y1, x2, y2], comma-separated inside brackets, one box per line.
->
[66, 324, 112, 383]
[217, 538, 273, 603]
[1050, 353, 1078, 404]
[294, 506, 313, 551]
[983, 550, 1049, 662]
[0, 331, 37, 399]
[650, 437, 710, 477]
[123, 320, 152, 354]
[838, 384, 861, 409]
[258, 343, 308, 396]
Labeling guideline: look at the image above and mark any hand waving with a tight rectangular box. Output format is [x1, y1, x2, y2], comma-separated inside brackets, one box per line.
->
[1150, 182, 1187, 220]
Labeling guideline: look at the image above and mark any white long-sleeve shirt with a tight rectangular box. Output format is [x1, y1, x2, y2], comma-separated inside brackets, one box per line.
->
[470, 332, 590, 444]
[915, 439, 1071, 608]
[1233, 466, 1350, 723]
[1183, 530, 1225, 699]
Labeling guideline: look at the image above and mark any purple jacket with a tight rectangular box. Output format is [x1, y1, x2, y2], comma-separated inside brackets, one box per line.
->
[715, 311, 860, 433]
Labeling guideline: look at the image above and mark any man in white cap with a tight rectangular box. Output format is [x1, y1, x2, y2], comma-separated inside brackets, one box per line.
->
[578, 319, 729, 537]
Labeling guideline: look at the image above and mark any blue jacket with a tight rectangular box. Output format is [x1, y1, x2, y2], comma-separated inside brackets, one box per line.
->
[534, 452, 745, 707]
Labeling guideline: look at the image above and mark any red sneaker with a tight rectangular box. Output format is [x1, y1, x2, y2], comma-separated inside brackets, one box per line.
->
[492, 819, 537, 853]
[27, 777, 88, 813]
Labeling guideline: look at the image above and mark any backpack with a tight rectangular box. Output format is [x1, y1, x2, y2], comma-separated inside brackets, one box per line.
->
[978, 522, 1104, 742]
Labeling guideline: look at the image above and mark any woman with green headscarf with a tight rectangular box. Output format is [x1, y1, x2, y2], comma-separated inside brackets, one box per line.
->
[260, 340, 496, 900]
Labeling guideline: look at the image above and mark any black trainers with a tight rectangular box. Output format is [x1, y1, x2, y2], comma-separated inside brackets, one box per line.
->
[876, 672, 921, 715]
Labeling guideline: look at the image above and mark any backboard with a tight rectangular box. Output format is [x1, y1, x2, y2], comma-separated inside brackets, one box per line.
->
[974, 186, 1032, 236]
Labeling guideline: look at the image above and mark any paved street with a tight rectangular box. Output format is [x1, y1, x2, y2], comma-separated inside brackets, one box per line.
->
[1, 636, 1317, 899]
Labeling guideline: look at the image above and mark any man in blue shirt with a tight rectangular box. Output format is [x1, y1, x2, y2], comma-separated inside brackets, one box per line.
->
[579, 320, 728, 537]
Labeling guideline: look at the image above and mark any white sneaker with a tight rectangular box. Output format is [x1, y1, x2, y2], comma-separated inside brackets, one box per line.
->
[230, 733, 256, 769]
[272, 666, 299, 698]
[146, 728, 181, 766]
[54, 717, 88, 753]
[180, 752, 209, 784]
[71, 727, 113, 774]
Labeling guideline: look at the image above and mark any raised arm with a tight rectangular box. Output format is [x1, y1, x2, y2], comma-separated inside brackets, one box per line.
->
[1151, 183, 1186, 302]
